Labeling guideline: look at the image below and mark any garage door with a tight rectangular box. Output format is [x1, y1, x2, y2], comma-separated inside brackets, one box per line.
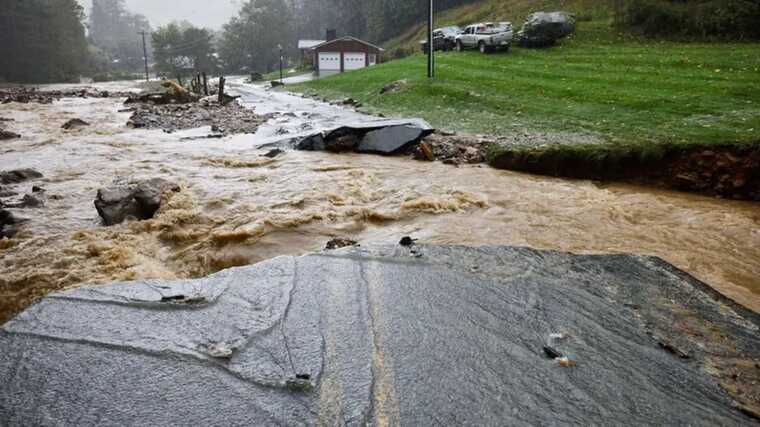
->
[318, 52, 341, 71]
[344, 53, 366, 70]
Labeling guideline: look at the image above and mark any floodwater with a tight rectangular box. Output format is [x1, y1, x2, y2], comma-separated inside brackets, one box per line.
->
[1, 79, 759, 322]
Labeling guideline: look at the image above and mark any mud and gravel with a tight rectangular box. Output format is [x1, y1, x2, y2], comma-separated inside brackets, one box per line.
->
[126, 100, 271, 135]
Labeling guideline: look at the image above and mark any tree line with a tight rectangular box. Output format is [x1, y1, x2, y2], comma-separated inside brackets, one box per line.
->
[0, 0, 89, 83]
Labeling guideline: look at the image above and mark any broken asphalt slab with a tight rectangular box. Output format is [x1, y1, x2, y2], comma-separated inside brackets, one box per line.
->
[292, 118, 434, 155]
[1, 245, 758, 425]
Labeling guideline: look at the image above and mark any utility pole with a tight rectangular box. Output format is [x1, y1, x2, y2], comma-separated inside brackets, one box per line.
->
[138, 31, 149, 81]
[427, 0, 434, 78]
[278, 44, 283, 84]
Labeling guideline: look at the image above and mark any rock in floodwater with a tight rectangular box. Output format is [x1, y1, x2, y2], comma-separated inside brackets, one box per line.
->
[0, 209, 20, 238]
[1, 245, 758, 425]
[94, 178, 180, 226]
[0, 129, 20, 140]
[61, 118, 90, 130]
[0, 169, 42, 185]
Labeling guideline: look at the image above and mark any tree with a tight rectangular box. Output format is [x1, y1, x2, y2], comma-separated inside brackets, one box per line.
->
[218, 0, 293, 74]
[0, 0, 89, 83]
[89, 0, 152, 73]
[152, 22, 217, 82]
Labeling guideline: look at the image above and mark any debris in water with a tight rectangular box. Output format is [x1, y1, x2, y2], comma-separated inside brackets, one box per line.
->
[262, 148, 284, 158]
[0, 130, 21, 140]
[325, 237, 359, 250]
[399, 236, 417, 247]
[656, 337, 690, 359]
[557, 357, 577, 367]
[0, 169, 43, 185]
[62, 118, 90, 130]
[160, 294, 207, 305]
[543, 345, 563, 359]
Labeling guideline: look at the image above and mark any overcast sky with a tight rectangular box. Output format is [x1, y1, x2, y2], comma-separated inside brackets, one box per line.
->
[78, 0, 241, 29]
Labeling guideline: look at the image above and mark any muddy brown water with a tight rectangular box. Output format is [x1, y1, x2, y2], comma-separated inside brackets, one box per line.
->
[1, 80, 759, 322]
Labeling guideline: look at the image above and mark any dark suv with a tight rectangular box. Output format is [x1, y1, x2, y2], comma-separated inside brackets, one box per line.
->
[420, 26, 462, 53]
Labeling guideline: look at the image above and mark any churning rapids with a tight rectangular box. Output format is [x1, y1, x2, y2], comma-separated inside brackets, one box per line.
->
[1, 78, 759, 322]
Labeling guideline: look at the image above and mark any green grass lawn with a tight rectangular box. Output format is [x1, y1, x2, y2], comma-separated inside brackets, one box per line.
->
[260, 67, 313, 81]
[290, 23, 760, 150]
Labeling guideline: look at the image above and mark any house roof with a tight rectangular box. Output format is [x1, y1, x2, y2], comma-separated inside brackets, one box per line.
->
[309, 36, 385, 52]
[298, 40, 325, 50]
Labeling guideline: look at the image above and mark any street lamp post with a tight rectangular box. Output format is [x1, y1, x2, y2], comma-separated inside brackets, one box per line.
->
[278, 44, 283, 84]
[427, 0, 434, 78]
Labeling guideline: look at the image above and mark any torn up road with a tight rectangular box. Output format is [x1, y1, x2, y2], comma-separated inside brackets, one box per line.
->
[1, 245, 758, 425]
[292, 118, 434, 155]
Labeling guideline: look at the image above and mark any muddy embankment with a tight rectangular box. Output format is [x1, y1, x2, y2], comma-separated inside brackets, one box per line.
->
[485, 142, 760, 201]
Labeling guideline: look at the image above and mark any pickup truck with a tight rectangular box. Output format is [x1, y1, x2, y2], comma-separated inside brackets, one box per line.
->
[455, 22, 513, 53]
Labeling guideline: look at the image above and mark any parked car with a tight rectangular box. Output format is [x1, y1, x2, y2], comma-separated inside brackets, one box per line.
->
[455, 22, 514, 53]
[420, 26, 462, 53]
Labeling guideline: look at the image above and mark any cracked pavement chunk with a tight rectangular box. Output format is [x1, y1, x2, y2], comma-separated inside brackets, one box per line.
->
[1, 245, 759, 425]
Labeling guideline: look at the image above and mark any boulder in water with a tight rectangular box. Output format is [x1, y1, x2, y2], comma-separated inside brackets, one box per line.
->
[61, 118, 90, 130]
[0, 209, 21, 238]
[94, 178, 180, 226]
[0, 169, 42, 185]
[0, 245, 758, 425]
[518, 11, 576, 48]
[0, 130, 20, 140]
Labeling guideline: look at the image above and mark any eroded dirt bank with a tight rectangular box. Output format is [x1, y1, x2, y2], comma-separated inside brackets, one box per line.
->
[485, 142, 760, 201]
[1, 81, 759, 324]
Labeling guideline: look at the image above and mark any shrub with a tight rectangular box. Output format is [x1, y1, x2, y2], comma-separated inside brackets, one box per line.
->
[621, 0, 760, 39]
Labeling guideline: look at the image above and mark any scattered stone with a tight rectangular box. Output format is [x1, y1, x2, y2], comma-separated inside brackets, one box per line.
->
[413, 132, 490, 165]
[31, 186, 44, 193]
[16, 194, 42, 208]
[127, 102, 270, 135]
[94, 178, 180, 226]
[0, 169, 43, 185]
[271, 81, 285, 88]
[1, 87, 132, 104]
[380, 79, 409, 95]
[325, 238, 358, 250]
[0, 130, 21, 140]
[0, 117, 13, 122]
[62, 118, 90, 130]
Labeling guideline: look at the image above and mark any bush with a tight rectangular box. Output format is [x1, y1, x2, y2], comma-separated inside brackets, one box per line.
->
[622, 0, 760, 39]
[91, 70, 143, 82]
